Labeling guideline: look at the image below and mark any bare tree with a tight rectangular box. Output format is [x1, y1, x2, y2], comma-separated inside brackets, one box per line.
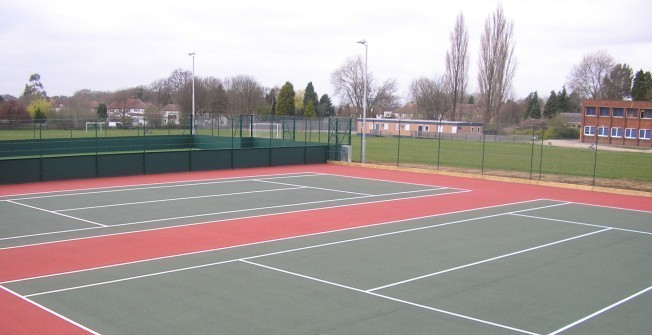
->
[409, 76, 450, 120]
[445, 12, 469, 121]
[477, 5, 516, 124]
[331, 55, 399, 116]
[224, 75, 265, 115]
[567, 50, 615, 99]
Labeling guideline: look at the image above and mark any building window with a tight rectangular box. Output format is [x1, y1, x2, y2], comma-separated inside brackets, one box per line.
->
[396, 124, 400, 131]
[612, 108, 624, 117]
[425, 125, 430, 132]
[642, 110, 652, 119]
[384, 123, 389, 130]
[611, 127, 622, 138]
[625, 128, 637, 139]
[584, 126, 595, 136]
[585, 107, 596, 116]
[368, 123, 373, 130]
[597, 126, 609, 137]
[640, 129, 651, 140]
[404, 124, 410, 131]
[599, 107, 609, 116]
[626, 108, 637, 118]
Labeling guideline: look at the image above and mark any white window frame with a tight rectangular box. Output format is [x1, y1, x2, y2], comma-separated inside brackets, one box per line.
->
[599, 107, 610, 117]
[639, 129, 651, 140]
[404, 124, 410, 131]
[585, 107, 596, 116]
[610, 127, 622, 138]
[612, 108, 624, 117]
[395, 124, 399, 131]
[425, 125, 430, 132]
[625, 128, 637, 139]
[597, 126, 609, 137]
[584, 126, 595, 136]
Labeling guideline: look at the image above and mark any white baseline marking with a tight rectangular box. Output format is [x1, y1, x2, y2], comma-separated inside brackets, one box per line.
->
[4, 172, 318, 202]
[313, 172, 468, 190]
[547, 285, 652, 335]
[538, 198, 652, 215]
[6, 200, 107, 228]
[367, 228, 611, 292]
[241, 260, 539, 335]
[0, 285, 100, 335]
[55, 186, 307, 212]
[511, 214, 652, 236]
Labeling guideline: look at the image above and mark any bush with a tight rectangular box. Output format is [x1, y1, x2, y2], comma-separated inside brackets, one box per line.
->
[544, 126, 579, 139]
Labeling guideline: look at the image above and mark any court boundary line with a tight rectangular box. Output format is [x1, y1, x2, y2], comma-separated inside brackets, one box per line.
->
[547, 285, 652, 335]
[511, 214, 652, 236]
[2, 199, 557, 284]
[3, 172, 319, 202]
[0, 285, 100, 335]
[253, 178, 372, 196]
[241, 260, 540, 335]
[0, 187, 465, 249]
[6, 200, 107, 228]
[539, 198, 652, 214]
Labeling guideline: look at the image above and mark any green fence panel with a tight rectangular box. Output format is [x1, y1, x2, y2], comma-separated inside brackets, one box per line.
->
[97, 153, 145, 178]
[190, 150, 232, 171]
[305, 146, 329, 164]
[233, 148, 270, 168]
[42, 156, 96, 181]
[0, 158, 41, 184]
[270, 147, 305, 166]
[145, 152, 191, 174]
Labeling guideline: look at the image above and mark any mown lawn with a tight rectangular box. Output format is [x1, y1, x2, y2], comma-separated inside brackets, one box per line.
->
[352, 135, 652, 181]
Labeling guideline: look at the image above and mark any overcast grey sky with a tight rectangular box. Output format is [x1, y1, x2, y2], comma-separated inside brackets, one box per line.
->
[2, 0, 651, 103]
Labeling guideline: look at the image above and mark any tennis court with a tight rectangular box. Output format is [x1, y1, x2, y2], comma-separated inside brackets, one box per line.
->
[1, 164, 651, 334]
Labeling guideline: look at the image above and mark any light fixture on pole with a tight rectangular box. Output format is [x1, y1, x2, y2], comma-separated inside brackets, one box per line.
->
[356, 39, 367, 163]
[188, 52, 196, 135]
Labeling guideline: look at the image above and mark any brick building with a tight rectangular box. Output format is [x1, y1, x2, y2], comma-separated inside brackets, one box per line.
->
[580, 99, 652, 148]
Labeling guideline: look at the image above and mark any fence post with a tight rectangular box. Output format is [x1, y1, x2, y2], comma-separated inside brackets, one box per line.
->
[397, 119, 401, 166]
[592, 130, 599, 186]
[437, 123, 442, 170]
[539, 127, 545, 181]
[529, 126, 535, 179]
[481, 132, 486, 175]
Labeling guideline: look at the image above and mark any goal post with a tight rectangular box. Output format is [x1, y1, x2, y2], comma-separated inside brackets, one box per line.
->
[252, 122, 281, 139]
[85, 122, 104, 133]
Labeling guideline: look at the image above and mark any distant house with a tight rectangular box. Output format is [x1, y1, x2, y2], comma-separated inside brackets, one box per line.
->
[357, 117, 483, 138]
[161, 104, 181, 125]
[107, 99, 147, 126]
[558, 113, 581, 128]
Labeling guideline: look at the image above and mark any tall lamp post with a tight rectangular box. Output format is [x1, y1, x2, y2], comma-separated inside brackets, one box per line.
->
[356, 39, 367, 163]
[188, 52, 196, 135]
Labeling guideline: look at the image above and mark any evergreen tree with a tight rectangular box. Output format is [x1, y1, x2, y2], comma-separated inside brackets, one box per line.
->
[275, 82, 296, 116]
[523, 91, 542, 119]
[557, 87, 570, 113]
[602, 63, 633, 100]
[318, 94, 334, 117]
[303, 82, 319, 115]
[632, 70, 652, 101]
[304, 100, 317, 118]
[543, 91, 559, 118]
[97, 103, 108, 120]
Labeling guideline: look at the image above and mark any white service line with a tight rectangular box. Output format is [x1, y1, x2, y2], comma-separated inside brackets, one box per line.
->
[511, 213, 652, 236]
[547, 285, 652, 335]
[253, 179, 373, 196]
[367, 228, 611, 292]
[241, 260, 540, 335]
[55, 186, 307, 212]
[6, 200, 107, 227]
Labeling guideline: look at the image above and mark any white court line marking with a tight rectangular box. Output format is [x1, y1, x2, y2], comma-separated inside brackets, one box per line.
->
[0, 285, 100, 335]
[539, 198, 652, 214]
[6, 200, 107, 228]
[254, 179, 373, 196]
[511, 214, 652, 236]
[241, 260, 540, 335]
[11, 200, 566, 289]
[3, 172, 319, 201]
[313, 172, 469, 190]
[367, 228, 611, 292]
[109, 188, 465, 227]
[547, 285, 652, 335]
[55, 186, 307, 212]
[0, 187, 466, 247]
[1, 199, 555, 284]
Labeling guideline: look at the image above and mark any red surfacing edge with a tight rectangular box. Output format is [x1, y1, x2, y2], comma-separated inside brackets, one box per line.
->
[1, 164, 650, 334]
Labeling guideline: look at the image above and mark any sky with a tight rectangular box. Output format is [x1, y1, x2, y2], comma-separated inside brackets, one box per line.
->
[2, 0, 651, 104]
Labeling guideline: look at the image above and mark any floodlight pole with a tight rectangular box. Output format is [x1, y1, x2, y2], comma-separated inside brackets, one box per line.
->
[188, 52, 196, 135]
[357, 39, 367, 163]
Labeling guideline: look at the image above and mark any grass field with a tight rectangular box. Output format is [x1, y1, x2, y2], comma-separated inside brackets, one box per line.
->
[352, 135, 652, 182]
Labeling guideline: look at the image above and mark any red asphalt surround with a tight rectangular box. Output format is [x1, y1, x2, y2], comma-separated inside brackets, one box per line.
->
[1, 164, 650, 334]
